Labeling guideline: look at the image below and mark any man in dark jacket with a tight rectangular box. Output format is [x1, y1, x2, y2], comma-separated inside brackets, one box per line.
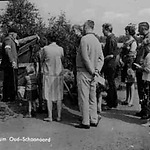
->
[1, 27, 18, 102]
[102, 23, 118, 109]
[134, 22, 150, 119]
[1, 27, 39, 102]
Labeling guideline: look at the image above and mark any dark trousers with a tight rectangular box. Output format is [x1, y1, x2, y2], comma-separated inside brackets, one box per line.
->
[3, 67, 18, 101]
[143, 81, 150, 115]
[104, 66, 118, 108]
[136, 72, 146, 114]
[136, 72, 144, 100]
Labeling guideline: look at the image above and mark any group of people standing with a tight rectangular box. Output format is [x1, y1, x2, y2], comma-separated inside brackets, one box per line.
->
[75, 20, 150, 128]
[1, 19, 150, 128]
[1, 29, 64, 122]
[121, 22, 150, 123]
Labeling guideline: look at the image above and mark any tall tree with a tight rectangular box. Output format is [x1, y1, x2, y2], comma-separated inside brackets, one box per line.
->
[46, 12, 81, 70]
[0, 0, 45, 38]
[46, 12, 82, 94]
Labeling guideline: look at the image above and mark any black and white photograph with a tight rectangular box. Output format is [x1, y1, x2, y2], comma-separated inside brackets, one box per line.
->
[0, 0, 150, 149]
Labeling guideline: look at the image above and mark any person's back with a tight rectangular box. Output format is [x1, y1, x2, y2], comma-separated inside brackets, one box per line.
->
[43, 43, 64, 76]
[76, 34, 103, 77]
[42, 40, 64, 122]
[76, 20, 104, 129]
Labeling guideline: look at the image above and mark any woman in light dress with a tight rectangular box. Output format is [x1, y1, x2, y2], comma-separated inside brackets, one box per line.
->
[41, 37, 64, 122]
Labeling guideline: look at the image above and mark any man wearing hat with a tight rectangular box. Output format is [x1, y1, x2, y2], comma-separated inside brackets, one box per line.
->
[1, 27, 39, 102]
[134, 22, 150, 119]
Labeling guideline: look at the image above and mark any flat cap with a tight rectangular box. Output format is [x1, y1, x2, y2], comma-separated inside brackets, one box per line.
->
[138, 22, 149, 29]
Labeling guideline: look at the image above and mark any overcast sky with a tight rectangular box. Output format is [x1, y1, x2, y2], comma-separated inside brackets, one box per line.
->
[1, 0, 150, 36]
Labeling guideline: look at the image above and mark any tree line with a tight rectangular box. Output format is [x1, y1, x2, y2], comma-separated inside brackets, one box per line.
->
[0, 0, 142, 71]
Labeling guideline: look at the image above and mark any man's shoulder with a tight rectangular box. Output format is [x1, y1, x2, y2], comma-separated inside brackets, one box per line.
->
[109, 34, 117, 40]
[3, 36, 12, 42]
[81, 34, 97, 42]
[2, 36, 14, 47]
[107, 34, 117, 45]
[147, 52, 150, 56]
[147, 32, 150, 38]
[145, 33, 150, 40]
[43, 45, 50, 51]
[51, 44, 63, 51]
[4, 35, 10, 40]
[43, 45, 48, 49]
[142, 33, 150, 45]
[81, 35, 87, 41]
[145, 52, 150, 60]
[57, 45, 63, 50]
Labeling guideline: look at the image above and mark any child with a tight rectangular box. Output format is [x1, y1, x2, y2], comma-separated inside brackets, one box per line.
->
[24, 65, 38, 118]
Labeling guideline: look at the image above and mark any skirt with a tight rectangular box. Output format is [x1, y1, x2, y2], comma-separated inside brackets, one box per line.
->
[25, 89, 38, 101]
[42, 75, 64, 102]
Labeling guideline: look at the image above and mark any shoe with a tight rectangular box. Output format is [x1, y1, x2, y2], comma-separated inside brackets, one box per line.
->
[56, 117, 61, 122]
[31, 111, 36, 117]
[128, 104, 134, 107]
[135, 111, 143, 117]
[141, 115, 150, 120]
[97, 111, 101, 115]
[112, 105, 118, 108]
[1, 98, 9, 102]
[78, 117, 82, 122]
[90, 115, 101, 127]
[75, 123, 90, 129]
[24, 114, 32, 118]
[102, 105, 111, 111]
[43, 117, 52, 122]
[142, 122, 150, 127]
[121, 101, 128, 105]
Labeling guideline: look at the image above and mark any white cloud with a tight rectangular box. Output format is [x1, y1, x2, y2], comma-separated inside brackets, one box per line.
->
[138, 8, 150, 16]
[87, 0, 101, 6]
[82, 9, 96, 20]
[64, 0, 74, 12]
[72, 8, 97, 24]
[136, 8, 150, 23]
[102, 11, 130, 24]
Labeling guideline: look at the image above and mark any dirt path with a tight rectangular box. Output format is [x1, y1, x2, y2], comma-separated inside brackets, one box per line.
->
[0, 89, 150, 150]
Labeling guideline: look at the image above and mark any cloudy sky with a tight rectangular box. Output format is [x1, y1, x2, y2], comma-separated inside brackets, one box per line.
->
[0, 0, 150, 36]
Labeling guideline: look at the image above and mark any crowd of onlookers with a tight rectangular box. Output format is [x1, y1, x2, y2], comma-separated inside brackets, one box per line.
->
[1, 20, 150, 128]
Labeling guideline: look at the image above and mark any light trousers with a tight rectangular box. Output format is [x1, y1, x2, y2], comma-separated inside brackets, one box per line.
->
[77, 72, 98, 125]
